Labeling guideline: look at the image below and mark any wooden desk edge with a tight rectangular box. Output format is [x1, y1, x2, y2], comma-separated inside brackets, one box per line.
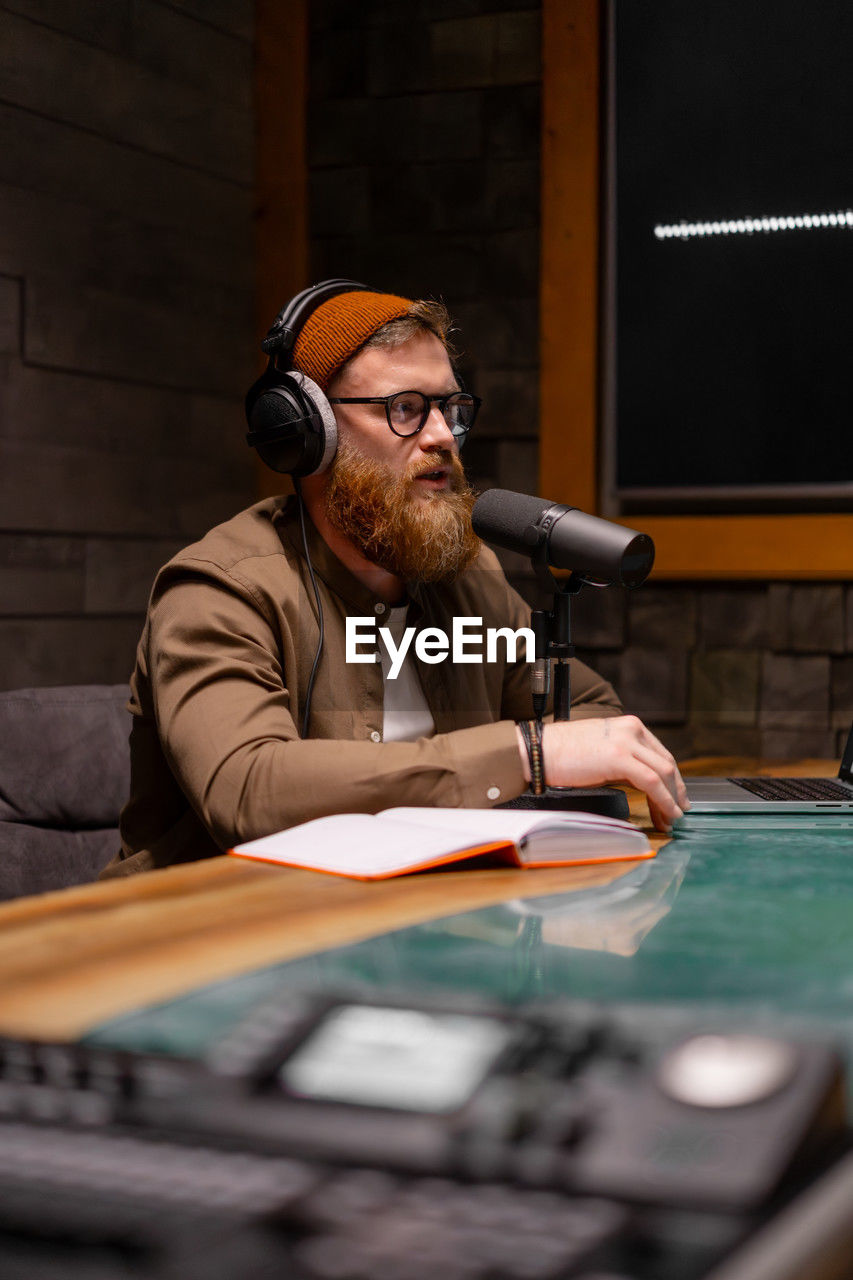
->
[0, 760, 835, 1041]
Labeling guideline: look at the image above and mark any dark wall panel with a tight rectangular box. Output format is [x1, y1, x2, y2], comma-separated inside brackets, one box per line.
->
[306, 0, 542, 499]
[0, 0, 256, 690]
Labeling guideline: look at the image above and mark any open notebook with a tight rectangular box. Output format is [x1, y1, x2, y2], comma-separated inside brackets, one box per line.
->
[229, 807, 654, 881]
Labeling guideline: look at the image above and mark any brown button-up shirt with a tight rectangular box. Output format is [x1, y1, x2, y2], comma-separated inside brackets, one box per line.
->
[105, 497, 622, 876]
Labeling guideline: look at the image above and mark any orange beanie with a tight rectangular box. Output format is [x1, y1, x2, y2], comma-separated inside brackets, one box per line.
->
[292, 290, 412, 390]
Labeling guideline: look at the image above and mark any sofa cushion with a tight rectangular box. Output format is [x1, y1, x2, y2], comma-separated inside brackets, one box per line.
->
[0, 824, 118, 901]
[0, 685, 131, 828]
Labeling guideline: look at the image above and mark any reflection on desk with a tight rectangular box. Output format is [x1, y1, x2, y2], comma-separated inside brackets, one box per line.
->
[0, 759, 852, 1280]
[508, 842, 690, 956]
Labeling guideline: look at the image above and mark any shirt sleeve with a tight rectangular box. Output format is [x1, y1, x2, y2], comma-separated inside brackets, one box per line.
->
[145, 572, 527, 849]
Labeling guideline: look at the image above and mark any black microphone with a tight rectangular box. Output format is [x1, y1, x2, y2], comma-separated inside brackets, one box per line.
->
[472, 489, 654, 587]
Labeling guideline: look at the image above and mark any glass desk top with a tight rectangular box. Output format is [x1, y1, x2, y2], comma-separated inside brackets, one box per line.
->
[85, 827, 853, 1086]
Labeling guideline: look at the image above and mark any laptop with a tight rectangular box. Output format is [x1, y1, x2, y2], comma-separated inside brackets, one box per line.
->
[683, 723, 853, 814]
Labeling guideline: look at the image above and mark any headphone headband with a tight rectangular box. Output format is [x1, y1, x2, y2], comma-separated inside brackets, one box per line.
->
[261, 279, 369, 362]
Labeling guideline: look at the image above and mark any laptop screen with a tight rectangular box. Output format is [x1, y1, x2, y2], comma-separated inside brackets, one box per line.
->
[840, 725, 853, 785]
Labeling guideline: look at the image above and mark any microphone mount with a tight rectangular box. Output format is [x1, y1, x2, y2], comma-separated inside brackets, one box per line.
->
[529, 546, 591, 724]
[509, 555, 630, 819]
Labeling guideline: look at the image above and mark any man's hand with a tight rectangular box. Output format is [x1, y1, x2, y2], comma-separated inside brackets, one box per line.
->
[516, 715, 689, 832]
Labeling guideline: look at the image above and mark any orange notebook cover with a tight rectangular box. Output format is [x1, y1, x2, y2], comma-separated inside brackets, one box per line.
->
[229, 807, 654, 881]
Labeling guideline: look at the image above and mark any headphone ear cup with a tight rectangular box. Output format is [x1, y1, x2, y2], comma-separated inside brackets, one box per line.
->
[246, 372, 338, 476]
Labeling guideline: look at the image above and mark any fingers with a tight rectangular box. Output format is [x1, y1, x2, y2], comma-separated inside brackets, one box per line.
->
[622, 756, 683, 831]
[540, 714, 688, 831]
[632, 740, 688, 814]
[648, 796, 675, 834]
[615, 716, 688, 820]
[632, 720, 690, 809]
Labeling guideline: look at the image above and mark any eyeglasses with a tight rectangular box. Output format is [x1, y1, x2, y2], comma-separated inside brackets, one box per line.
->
[327, 390, 481, 440]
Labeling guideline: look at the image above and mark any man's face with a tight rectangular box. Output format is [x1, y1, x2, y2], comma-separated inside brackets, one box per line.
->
[327, 330, 461, 493]
[322, 330, 480, 583]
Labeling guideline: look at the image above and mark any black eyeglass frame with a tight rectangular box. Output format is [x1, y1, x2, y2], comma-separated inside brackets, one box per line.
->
[327, 390, 482, 439]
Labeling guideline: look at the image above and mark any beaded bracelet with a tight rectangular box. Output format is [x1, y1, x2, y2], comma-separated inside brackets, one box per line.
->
[518, 718, 546, 796]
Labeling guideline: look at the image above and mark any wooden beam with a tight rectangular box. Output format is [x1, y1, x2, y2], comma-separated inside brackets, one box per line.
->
[253, 0, 308, 499]
[636, 514, 853, 581]
[540, 0, 600, 514]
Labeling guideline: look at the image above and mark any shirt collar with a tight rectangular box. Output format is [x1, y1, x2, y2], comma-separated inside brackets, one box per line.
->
[275, 494, 420, 618]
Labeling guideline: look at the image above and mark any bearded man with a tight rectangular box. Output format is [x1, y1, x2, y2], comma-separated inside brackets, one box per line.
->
[104, 285, 685, 877]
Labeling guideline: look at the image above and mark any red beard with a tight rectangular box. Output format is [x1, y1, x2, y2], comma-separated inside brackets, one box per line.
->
[324, 442, 481, 583]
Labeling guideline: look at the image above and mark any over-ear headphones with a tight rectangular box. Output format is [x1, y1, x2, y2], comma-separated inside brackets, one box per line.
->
[245, 279, 368, 476]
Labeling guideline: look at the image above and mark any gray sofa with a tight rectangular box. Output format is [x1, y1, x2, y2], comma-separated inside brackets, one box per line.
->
[0, 685, 130, 900]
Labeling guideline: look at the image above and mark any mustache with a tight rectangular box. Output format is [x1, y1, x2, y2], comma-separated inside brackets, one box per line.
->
[404, 448, 466, 487]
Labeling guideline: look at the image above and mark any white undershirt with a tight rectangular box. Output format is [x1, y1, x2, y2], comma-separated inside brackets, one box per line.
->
[378, 605, 435, 743]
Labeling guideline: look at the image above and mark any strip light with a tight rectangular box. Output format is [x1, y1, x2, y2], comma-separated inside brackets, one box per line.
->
[654, 210, 853, 240]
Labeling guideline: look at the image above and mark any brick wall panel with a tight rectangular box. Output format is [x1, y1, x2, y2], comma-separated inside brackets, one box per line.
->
[484, 84, 540, 156]
[570, 588, 627, 650]
[619, 648, 688, 723]
[760, 653, 831, 729]
[309, 99, 376, 167]
[0, 439, 250, 540]
[0, 276, 21, 355]
[484, 159, 540, 230]
[475, 368, 538, 438]
[131, 1, 252, 106]
[0, 360, 249, 467]
[124, 0, 253, 43]
[493, 439, 539, 495]
[454, 297, 538, 370]
[23, 277, 252, 394]
[767, 584, 792, 650]
[690, 650, 760, 727]
[482, 229, 539, 294]
[310, 168, 371, 238]
[2, 0, 133, 53]
[432, 13, 539, 90]
[423, 0, 540, 19]
[690, 726, 761, 757]
[2, 12, 251, 183]
[786, 585, 846, 654]
[493, 10, 540, 81]
[367, 24, 435, 96]
[0, 185, 250, 302]
[0, 534, 85, 615]
[0, 107, 250, 240]
[310, 24, 369, 99]
[84, 539, 187, 614]
[699, 586, 770, 649]
[0, 618, 144, 692]
[760, 728, 838, 760]
[628, 588, 697, 648]
[417, 92, 484, 160]
[830, 656, 853, 731]
[574, 648, 623, 695]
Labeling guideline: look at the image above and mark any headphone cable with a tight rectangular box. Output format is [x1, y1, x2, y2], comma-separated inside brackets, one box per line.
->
[294, 478, 325, 739]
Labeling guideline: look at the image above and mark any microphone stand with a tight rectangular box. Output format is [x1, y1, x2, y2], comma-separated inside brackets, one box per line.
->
[502, 546, 630, 820]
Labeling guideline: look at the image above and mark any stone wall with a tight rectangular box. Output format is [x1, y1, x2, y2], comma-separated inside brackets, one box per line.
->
[505, 572, 853, 760]
[307, 0, 542, 499]
[306, 0, 851, 761]
[0, 0, 256, 690]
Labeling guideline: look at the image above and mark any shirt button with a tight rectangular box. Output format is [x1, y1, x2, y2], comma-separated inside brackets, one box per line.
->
[486, 785, 501, 801]
[374, 602, 386, 615]
[370, 730, 381, 743]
